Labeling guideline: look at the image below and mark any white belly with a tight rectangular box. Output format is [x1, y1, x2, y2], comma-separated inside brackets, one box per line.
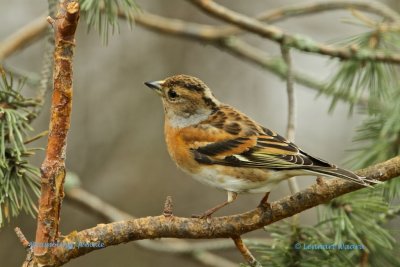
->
[189, 167, 300, 193]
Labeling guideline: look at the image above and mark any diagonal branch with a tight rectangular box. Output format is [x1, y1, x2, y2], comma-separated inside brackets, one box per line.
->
[189, 0, 400, 64]
[134, 0, 400, 41]
[42, 156, 400, 266]
[256, 0, 400, 23]
[232, 236, 261, 267]
[32, 1, 79, 266]
[0, 5, 375, 107]
[1, 1, 398, 62]
[0, 15, 47, 61]
[131, 13, 369, 106]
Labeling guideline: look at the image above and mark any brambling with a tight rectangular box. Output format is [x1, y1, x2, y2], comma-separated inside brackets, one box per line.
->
[145, 74, 378, 218]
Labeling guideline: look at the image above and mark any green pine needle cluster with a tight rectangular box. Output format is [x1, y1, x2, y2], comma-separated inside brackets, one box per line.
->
[247, 20, 400, 267]
[320, 191, 396, 253]
[80, 0, 139, 44]
[326, 26, 400, 201]
[246, 191, 399, 266]
[325, 31, 399, 114]
[251, 223, 355, 267]
[0, 68, 40, 227]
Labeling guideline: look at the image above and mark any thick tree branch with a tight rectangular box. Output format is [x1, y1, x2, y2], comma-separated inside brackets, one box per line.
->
[189, 0, 400, 64]
[39, 156, 400, 266]
[65, 186, 271, 252]
[65, 187, 238, 267]
[32, 1, 79, 266]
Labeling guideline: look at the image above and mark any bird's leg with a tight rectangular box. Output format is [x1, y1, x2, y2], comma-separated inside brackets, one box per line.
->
[258, 192, 271, 210]
[192, 191, 238, 219]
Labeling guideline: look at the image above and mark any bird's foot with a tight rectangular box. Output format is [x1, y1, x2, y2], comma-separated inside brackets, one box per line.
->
[191, 210, 214, 220]
[258, 192, 271, 211]
[191, 205, 222, 220]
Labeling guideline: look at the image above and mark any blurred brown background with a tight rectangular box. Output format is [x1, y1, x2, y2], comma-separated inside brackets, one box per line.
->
[0, 0, 398, 266]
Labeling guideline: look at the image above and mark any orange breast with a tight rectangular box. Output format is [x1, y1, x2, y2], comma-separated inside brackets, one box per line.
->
[164, 123, 199, 173]
[164, 115, 257, 174]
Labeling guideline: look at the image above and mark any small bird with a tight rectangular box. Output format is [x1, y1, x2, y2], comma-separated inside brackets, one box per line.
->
[145, 74, 378, 218]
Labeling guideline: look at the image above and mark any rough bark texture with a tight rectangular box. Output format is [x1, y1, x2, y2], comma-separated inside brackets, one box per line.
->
[8, 1, 399, 266]
[46, 156, 400, 266]
[32, 1, 79, 266]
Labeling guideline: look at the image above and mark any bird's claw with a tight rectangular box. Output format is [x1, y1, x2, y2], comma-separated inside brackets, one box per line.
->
[191, 211, 213, 222]
[258, 192, 271, 211]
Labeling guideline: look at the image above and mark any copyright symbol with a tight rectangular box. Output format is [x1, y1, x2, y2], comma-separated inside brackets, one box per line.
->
[294, 242, 302, 250]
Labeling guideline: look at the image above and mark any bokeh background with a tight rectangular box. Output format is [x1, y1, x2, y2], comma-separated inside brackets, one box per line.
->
[1, 0, 399, 266]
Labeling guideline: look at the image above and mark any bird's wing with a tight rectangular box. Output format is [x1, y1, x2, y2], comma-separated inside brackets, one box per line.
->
[192, 130, 333, 170]
[190, 104, 333, 170]
[189, 105, 374, 186]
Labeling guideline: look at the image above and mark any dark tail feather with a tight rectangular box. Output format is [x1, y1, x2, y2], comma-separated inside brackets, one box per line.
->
[310, 167, 382, 187]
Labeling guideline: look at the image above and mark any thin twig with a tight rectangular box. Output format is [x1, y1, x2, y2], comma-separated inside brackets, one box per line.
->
[257, 0, 400, 23]
[189, 0, 400, 64]
[23, 130, 48, 145]
[126, 12, 370, 106]
[232, 236, 262, 267]
[220, 38, 369, 106]
[28, 0, 58, 122]
[14, 227, 30, 250]
[281, 46, 296, 143]
[0, 15, 47, 61]
[133, 1, 400, 41]
[194, 0, 400, 39]
[281, 45, 300, 197]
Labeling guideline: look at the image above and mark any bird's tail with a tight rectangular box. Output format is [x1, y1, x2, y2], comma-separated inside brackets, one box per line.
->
[310, 167, 382, 187]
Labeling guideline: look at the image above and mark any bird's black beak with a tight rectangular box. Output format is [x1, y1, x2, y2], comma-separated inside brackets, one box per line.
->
[144, 80, 164, 96]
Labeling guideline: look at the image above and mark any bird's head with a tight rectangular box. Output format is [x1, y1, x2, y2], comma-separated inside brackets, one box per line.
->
[145, 74, 220, 127]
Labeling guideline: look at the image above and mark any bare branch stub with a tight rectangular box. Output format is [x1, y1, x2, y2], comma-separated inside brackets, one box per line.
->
[14, 227, 30, 250]
[163, 196, 174, 217]
[33, 0, 79, 265]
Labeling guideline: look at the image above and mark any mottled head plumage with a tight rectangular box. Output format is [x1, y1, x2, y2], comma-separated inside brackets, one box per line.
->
[145, 74, 221, 128]
[163, 74, 208, 93]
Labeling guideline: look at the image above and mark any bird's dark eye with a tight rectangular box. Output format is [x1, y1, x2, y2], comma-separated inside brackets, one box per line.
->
[168, 89, 179, 100]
